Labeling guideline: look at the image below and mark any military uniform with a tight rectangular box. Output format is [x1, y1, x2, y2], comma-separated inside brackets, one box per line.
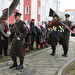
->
[61, 20, 72, 56]
[10, 20, 27, 69]
[48, 20, 63, 56]
[48, 13, 72, 57]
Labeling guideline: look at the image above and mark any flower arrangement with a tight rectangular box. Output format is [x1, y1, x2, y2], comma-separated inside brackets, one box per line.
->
[47, 19, 66, 32]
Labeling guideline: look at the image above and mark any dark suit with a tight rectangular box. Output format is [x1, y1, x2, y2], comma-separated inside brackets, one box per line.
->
[30, 22, 37, 50]
[35, 26, 42, 48]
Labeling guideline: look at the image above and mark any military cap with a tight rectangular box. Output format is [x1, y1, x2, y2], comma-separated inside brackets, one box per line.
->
[65, 14, 70, 18]
[14, 12, 22, 17]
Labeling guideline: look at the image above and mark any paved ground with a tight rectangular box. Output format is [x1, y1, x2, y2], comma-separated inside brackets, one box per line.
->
[0, 37, 75, 75]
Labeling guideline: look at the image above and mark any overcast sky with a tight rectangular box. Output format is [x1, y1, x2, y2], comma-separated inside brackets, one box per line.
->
[59, 0, 75, 11]
[0, 0, 12, 16]
[0, 0, 75, 16]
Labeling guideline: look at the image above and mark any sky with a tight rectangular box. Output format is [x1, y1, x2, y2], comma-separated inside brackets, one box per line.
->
[59, 0, 75, 11]
[0, 0, 75, 16]
[0, 0, 12, 16]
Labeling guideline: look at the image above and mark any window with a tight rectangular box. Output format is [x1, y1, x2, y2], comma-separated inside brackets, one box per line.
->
[25, 6, 29, 14]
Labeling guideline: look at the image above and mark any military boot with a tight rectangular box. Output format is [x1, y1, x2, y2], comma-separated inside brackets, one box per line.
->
[9, 62, 18, 69]
[15, 64, 24, 70]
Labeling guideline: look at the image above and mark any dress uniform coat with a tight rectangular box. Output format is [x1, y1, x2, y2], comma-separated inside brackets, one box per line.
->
[48, 20, 64, 55]
[10, 20, 27, 57]
[60, 20, 72, 54]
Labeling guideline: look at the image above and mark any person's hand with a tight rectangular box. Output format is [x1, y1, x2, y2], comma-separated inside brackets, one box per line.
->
[3, 33, 10, 37]
[5, 34, 10, 37]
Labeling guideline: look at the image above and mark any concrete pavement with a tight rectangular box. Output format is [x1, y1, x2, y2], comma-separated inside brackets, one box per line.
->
[0, 37, 75, 75]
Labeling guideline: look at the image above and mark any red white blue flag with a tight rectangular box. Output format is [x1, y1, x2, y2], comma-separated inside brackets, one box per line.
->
[62, 23, 75, 33]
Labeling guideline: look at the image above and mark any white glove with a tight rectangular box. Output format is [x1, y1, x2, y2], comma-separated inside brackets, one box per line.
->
[7, 31, 11, 35]
[17, 37, 20, 40]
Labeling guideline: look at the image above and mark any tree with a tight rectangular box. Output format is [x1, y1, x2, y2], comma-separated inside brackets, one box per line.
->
[0, 0, 20, 24]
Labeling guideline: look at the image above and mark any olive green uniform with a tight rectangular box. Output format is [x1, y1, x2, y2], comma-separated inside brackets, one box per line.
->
[10, 20, 27, 66]
[60, 20, 72, 55]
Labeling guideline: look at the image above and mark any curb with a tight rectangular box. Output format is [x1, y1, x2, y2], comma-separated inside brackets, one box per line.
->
[57, 57, 75, 75]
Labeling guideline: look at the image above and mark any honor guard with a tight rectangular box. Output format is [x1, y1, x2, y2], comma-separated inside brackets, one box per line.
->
[9, 12, 27, 69]
[61, 14, 72, 57]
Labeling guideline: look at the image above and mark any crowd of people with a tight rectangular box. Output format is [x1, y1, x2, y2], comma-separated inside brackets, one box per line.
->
[0, 16, 50, 58]
[0, 12, 72, 70]
[10, 19, 49, 52]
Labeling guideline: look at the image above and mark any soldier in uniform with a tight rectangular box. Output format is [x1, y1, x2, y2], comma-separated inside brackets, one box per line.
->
[48, 15, 63, 56]
[9, 12, 27, 69]
[61, 14, 72, 57]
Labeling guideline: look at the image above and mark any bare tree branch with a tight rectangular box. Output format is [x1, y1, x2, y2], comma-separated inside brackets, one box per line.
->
[0, 0, 20, 24]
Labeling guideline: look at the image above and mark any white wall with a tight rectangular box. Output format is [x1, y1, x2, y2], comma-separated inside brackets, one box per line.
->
[40, 0, 60, 22]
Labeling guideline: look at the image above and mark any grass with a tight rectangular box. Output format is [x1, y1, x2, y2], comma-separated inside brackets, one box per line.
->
[68, 63, 75, 75]
[62, 62, 75, 75]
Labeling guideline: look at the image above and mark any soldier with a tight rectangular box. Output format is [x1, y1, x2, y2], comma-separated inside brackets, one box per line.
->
[48, 15, 63, 56]
[61, 14, 72, 57]
[9, 12, 27, 70]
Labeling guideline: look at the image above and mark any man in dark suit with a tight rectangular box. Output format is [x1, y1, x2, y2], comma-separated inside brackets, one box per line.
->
[30, 19, 37, 50]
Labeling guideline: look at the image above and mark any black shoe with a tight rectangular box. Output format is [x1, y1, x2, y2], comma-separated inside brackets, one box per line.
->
[9, 63, 18, 69]
[50, 53, 55, 56]
[62, 54, 68, 57]
[15, 64, 24, 70]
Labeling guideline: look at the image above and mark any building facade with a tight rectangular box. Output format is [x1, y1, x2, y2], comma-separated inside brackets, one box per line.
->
[1, 0, 60, 24]
[40, 0, 60, 21]
[23, 0, 41, 23]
